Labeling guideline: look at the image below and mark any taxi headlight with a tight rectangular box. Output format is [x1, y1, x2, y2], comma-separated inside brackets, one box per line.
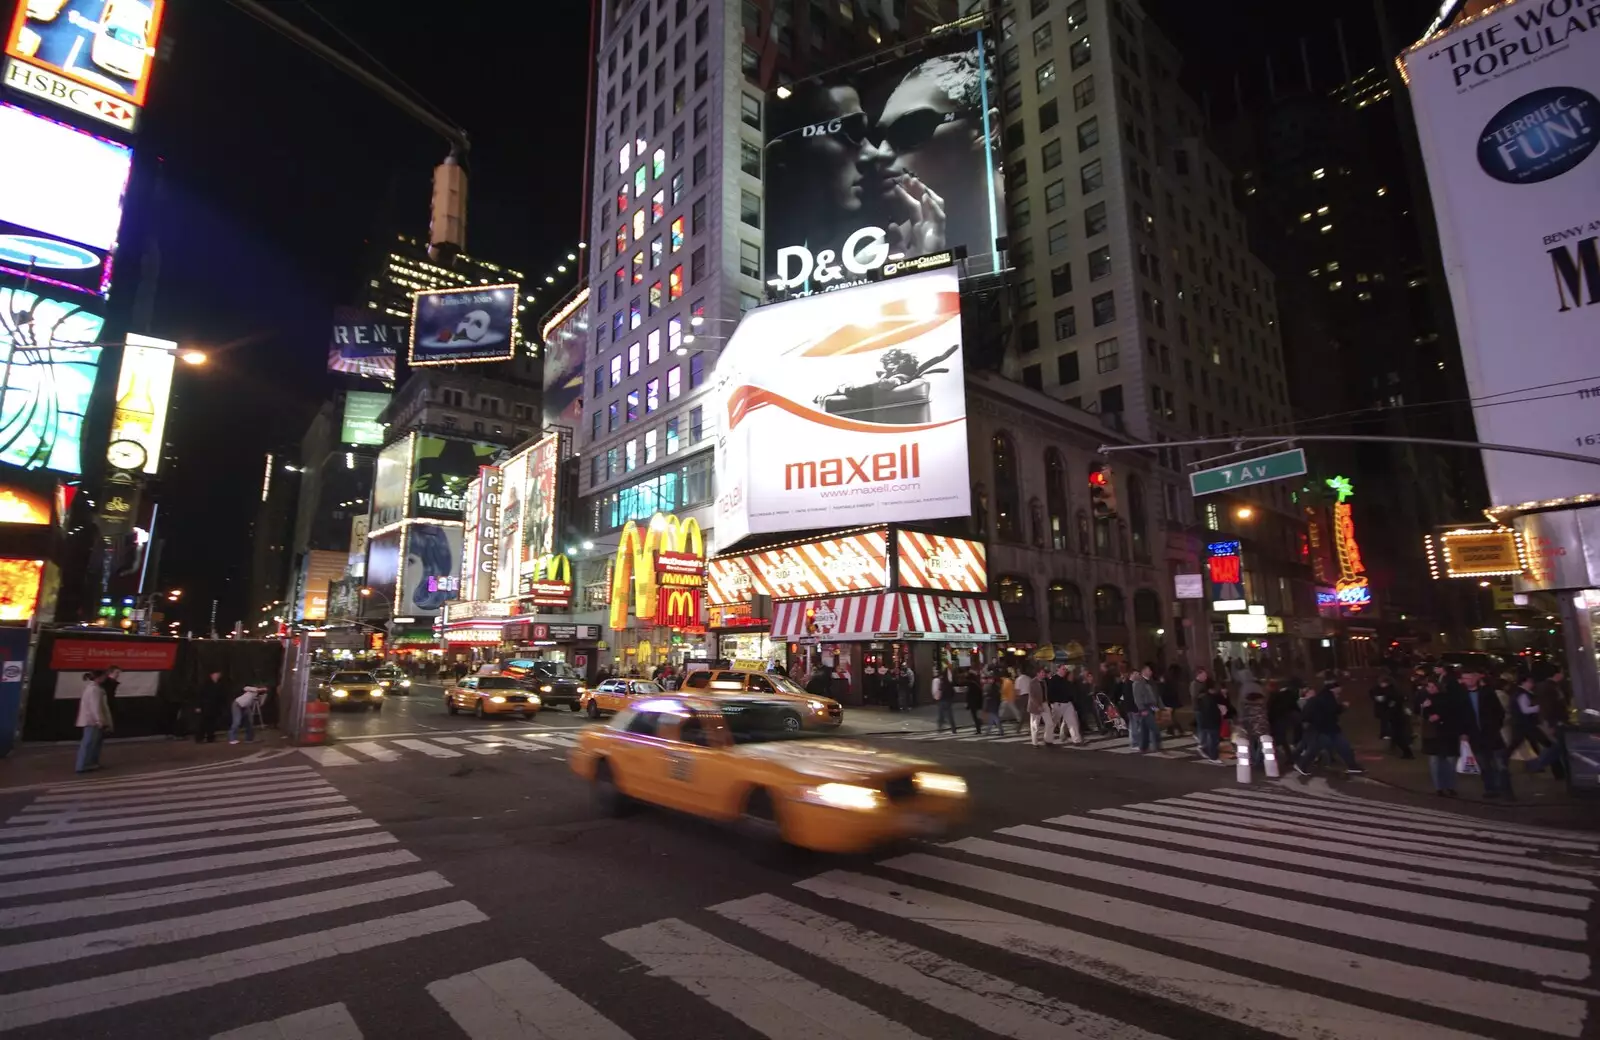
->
[399, 679, 411, 688]
[370, 689, 383, 697]
[378, 680, 390, 687]
[490, 695, 507, 704]
[540, 684, 553, 693]
[528, 694, 542, 705]
[807, 700, 826, 712]
[807, 783, 883, 811]
[913, 772, 967, 796]
[331, 689, 349, 698]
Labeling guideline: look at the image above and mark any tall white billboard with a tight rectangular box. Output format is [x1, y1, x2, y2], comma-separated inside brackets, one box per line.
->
[712, 266, 970, 548]
[1401, 4, 1600, 507]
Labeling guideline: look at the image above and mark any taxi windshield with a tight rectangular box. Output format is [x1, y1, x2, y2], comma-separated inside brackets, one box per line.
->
[331, 672, 375, 684]
[476, 676, 524, 689]
[767, 673, 810, 695]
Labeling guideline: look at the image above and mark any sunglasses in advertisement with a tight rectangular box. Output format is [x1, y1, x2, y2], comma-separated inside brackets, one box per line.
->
[831, 109, 974, 151]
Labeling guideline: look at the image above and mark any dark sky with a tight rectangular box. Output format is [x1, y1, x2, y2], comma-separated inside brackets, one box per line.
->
[137, 0, 593, 629]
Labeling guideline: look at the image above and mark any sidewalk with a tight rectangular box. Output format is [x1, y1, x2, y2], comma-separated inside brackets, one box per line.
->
[837, 702, 945, 737]
[0, 733, 294, 792]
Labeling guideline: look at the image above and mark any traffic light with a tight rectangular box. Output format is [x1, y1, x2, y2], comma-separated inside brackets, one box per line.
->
[1089, 463, 1118, 518]
[429, 154, 468, 259]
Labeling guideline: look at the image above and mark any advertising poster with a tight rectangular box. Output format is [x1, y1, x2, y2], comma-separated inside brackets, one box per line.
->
[520, 434, 559, 584]
[339, 390, 390, 446]
[347, 514, 370, 578]
[713, 267, 970, 547]
[493, 449, 528, 601]
[0, 483, 51, 525]
[0, 558, 43, 620]
[540, 289, 589, 429]
[409, 284, 519, 367]
[298, 550, 346, 621]
[370, 438, 411, 529]
[896, 531, 987, 593]
[401, 523, 463, 616]
[411, 435, 500, 520]
[364, 530, 402, 605]
[0, 104, 131, 299]
[106, 334, 176, 475]
[328, 305, 402, 380]
[763, 32, 1003, 294]
[5, 0, 165, 111]
[1401, 7, 1600, 506]
[0, 287, 103, 475]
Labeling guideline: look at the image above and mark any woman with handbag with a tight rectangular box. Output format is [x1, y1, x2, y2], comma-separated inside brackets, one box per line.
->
[1417, 677, 1470, 797]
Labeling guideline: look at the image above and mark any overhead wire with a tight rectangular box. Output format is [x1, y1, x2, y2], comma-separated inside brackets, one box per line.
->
[297, 1, 460, 130]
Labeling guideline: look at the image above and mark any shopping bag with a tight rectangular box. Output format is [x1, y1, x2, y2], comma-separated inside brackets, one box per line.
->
[1456, 737, 1481, 774]
[1156, 708, 1173, 727]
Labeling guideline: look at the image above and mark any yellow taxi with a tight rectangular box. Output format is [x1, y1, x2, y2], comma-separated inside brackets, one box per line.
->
[579, 678, 664, 718]
[569, 694, 967, 854]
[444, 674, 542, 719]
[681, 668, 843, 730]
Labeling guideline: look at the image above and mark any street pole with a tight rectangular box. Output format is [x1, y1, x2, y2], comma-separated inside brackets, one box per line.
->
[1096, 433, 1600, 470]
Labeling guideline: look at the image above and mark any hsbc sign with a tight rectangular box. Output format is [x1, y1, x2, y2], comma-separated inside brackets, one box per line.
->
[4, 60, 139, 131]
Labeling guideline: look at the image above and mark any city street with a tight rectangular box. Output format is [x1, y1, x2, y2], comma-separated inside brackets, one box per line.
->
[2, 714, 1596, 1040]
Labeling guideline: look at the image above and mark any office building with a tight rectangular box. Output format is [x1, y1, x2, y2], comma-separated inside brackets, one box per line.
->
[380, 370, 543, 446]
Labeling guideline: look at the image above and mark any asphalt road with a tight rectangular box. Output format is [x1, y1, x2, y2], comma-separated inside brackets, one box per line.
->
[1, 696, 1596, 1040]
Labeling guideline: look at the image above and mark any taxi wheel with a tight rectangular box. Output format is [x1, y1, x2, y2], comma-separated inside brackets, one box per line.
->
[570, 701, 585, 712]
[446, 699, 458, 716]
[587, 700, 601, 719]
[592, 761, 631, 816]
[779, 712, 803, 733]
[475, 700, 486, 720]
[740, 788, 784, 851]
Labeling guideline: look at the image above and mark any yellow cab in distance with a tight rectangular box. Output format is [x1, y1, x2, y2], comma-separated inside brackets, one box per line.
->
[569, 694, 968, 854]
[681, 668, 843, 730]
[579, 677, 664, 718]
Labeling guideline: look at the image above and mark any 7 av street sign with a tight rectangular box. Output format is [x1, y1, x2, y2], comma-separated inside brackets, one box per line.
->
[1189, 448, 1307, 497]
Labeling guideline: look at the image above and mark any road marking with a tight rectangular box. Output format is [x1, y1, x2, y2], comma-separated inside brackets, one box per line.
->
[1004, 819, 1593, 934]
[0, 832, 399, 900]
[26, 765, 319, 800]
[1090, 806, 1596, 892]
[1241, 785, 1600, 843]
[392, 739, 464, 759]
[714, 893, 1166, 1040]
[298, 747, 362, 767]
[341, 742, 401, 763]
[495, 735, 560, 750]
[0, 818, 379, 878]
[0, 850, 421, 930]
[882, 851, 1585, 1034]
[24, 774, 322, 808]
[604, 917, 928, 1040]
[0, 792, 348, 832]
[431, 736, 474, 745]
[799, 870, 1506, 1040]
[0, 872, 453, 972]
[0, 901, 487, 1032]
[945, 835, 1588, 977]
[461, 743, 504, 756]
[427, 958, 634, 1040]
[0, 806, 361, 854]
[1543, 981, 1600, 999]
[211, 1002, 362, 1040]
[532, 732, 580, 747]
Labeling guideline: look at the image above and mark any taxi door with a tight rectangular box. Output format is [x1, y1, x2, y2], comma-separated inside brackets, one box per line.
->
[650, 709, 728, 818]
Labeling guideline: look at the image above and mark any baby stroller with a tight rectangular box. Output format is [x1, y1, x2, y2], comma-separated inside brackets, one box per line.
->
[1093, 691, 1128, 735]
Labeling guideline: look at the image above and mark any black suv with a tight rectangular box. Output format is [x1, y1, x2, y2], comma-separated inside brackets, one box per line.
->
[523, 660, 585, 711]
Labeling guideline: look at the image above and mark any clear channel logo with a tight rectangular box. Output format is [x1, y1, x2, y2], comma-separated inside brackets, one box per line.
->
[0, 234, 99, 270]
[1477, 86, 1598, 185]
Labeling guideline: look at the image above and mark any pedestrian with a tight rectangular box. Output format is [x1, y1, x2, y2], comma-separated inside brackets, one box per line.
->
[1417, 676, 1469, 796]
[1505, 672, 1550, 763]
[961, 668, 983, 732]
[1386, 682, 1414, 760]
[75, 670, 112, 773]
[997, 667, 1024, 732]
[1267, 677, 1301, 759]
[1095, 662, 1120, 735]
[1045, 664, 1081, 745]
[102, 666, 122, 701]
[1459, 666, 1513, 800]
[1161, 663, 1186, 737]
[1369, 672, 1398, 741]
[1527, 666, 1570, 779]
[1192, 670, 1224, 763]
[933, 668, 959, 734]
[981, 669, 1003, 735]
[1016, 667, 1039, 745]
[194, 669, 226, 743]
[1130, 664, 1163, 752]
[804, 664, 833, 698]
[1239, 682, 1270, 771]
[230, 686, 264, 744]
[1293, 680, 1364, 776]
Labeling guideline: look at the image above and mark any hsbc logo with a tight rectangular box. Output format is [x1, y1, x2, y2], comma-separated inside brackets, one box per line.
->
[4, 60, 140, 130]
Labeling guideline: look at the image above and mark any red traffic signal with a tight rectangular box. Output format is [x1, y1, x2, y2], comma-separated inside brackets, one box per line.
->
[1089, 463, 1118, 518]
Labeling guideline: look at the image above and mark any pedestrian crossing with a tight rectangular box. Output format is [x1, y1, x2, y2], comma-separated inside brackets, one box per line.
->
[197, 782, 1595, 1040]
[296, 725, 588, 767]
[887, 724, 1233, 761]
[0, 763, 487, 1034]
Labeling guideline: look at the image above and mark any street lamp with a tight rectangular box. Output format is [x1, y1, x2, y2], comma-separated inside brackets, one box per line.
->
[180, 350, 208, 365]
[1234, 506, 1255, 520]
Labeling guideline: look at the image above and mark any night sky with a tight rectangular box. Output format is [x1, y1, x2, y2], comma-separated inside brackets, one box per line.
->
[134, 0, 1437, 631]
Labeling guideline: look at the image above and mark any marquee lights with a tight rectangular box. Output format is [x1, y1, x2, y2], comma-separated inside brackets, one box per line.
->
[1424, 526, 1528, 580]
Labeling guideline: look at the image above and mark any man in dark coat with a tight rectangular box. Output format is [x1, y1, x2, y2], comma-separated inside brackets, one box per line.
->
[1293, 681, 1363, 776]
[1369, 673, 1398, 741]
[194, 670, 227, 744]
[1459, 666, 1512, 799]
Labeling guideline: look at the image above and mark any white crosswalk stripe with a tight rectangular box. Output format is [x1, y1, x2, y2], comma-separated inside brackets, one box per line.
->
[890, 727, 1220, 760]
[207, 782, 1594, 1040]
[289, 725, 594, 767]
[0, 766, 486, 1034]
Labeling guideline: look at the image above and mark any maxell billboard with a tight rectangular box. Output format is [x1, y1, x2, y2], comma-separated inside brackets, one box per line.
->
[1400, 2, 1600, 506]
[763, 32, 1004, 294]
[713, 267, 970, 547]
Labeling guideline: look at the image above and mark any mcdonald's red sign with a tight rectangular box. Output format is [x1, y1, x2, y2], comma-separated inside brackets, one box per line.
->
[657, 587, 702, 630]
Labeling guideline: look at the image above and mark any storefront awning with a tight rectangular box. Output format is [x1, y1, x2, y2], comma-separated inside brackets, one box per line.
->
[772, 594, 1009, 642]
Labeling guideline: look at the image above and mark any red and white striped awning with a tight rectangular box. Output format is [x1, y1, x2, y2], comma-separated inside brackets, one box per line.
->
[772, 594, 1008, 642]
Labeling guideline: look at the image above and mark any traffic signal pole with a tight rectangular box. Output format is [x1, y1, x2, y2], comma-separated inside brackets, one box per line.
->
[1095, 433, 1600, 470]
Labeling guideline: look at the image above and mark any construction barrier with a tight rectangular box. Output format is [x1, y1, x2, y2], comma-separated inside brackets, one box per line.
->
[300, 700, 329, 746]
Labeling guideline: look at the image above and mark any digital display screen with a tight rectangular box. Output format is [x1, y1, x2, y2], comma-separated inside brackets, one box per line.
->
[0, 287, 104, 474]
[6, 0, 167, 106]
[0, 104, 132, 252]
[340, 390, 390, 446]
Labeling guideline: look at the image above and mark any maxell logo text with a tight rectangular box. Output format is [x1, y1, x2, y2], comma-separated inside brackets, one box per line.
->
[784, 443, 920, 490]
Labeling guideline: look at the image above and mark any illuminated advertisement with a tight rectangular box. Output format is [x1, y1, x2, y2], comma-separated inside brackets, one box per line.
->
[540, 287, 588, 430]
[1401, 9, 1599, 506]
[895, 530, 986, 594]
[1206, 539, 1246, 611]
[365, 530, 402, 607]
[610, 512, 704, 630]
[1326, 476, 1371, 611]
[0, 286, 103, 474]
[764, 32, 1003, 294]
[460, 466, 501, 600]
[298, 550, 346, 622]
[409, 283, 519, 367]
[401, 523, 463, 616]
[105, 333, 174, 474]
[0, 105, 131, 297]
[520, 434, 559, 586]
[493, 449, 527, 601]
[339, 390, 390, 446]
[713, 267, 969, 547]
[329, 306, 402, 380]
[0, 483, 51, 525]
[5, 0, 165, 118]
[412, 435, 500, 521]
[370, 438, 410, 529]
[0, 559, 42, 619]
[708, 530, 890, 603]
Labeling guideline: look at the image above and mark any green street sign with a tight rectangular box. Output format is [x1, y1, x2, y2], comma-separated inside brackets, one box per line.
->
[1188, 448, 1307, 497]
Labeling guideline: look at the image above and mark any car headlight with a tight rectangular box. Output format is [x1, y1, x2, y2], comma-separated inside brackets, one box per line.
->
[370, 689, 383, 697]
[540, 684, 553, 693]
[528, 694, 542, 706]
[399, 679, 411, 688]
[331, 689, 349, 698]
[807, 783, 883, 811]
[913, 772, 968, 796]
[378, 680, 390, 687]
[807, 700, 825, 711]
[490, 695, 507, 703]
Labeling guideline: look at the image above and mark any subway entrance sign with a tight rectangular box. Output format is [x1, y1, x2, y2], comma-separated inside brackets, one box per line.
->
[1188, 448, 1307, 497]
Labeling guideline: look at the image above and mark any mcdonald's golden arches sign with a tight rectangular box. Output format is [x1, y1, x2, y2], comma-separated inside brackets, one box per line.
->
[609, 512, 705, 630]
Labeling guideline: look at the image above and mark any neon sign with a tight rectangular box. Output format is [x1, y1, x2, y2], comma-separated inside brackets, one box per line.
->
[1326, 475, 1371, 611]
[609, 512, 705, 630]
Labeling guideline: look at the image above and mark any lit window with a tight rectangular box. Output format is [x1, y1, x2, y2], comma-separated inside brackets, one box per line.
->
[652, 189, 665, 223]
[651, 236, 663, 267]
[1316, 205, 1329, 215]
[647, 329, 662, 364]
[645, 428, 658, 464]
[619, 142, 632, 173]
[646, 378, 660, 413]
[668, 315, 683, 351]
[667, 364, 682, 399]
[634, 165, 646, 196]
[1298, 212, 1311, 223]
[648, 280, 663, 314]
[1328, 279, 1344, 290]
[616, 185, 628, 214]
[633, 209, 645, 240]
[628, 341, 641, 374]
[669, 265, 684, 299]
[1312, 167, 1326, 179]
[629, 297, 642, 328]
[625, 438, 637, 470]
[652, 147, 665, 178]
[670, 217, 685, 252]
[1319, 224, 1333, 234]
[627, 390, 640, 422]
[616, 225, 627, 254]
[610, 355, 622, 386]
[632, 251, 644, 283]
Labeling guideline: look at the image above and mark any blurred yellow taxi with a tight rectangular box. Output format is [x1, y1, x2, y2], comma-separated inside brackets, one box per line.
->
[579, 677, 664, 718]
[569, 694, 966, 854]
[681, 668, 842, 730]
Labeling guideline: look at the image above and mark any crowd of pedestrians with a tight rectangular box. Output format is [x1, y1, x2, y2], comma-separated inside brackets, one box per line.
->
[1412, 661, 1571, 799]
